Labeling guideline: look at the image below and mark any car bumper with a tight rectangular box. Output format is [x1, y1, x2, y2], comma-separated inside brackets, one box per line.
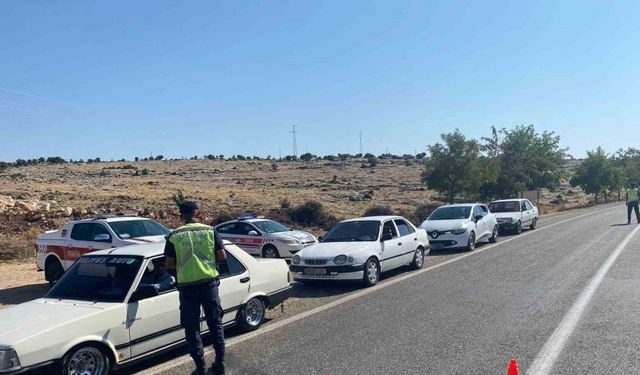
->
[497, 222, 515, 230]
[1, 360, 55, 375]
[289, 264, 365, 281]
[265, 286, 292, 308]
[280, 242, 317, 257]
[428, 233, 468, 249]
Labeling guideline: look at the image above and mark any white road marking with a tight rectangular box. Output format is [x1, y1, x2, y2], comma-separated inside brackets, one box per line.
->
[138, 205, 620, 375]
[526, 222, 640, 375]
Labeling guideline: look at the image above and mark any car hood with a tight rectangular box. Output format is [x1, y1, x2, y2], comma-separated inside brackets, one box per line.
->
[272, 231, 316, 243]
[0, 298, 111, 345]
[122, 234, 166, 244]
[298, 242, 374, 258]
[420, 219, 470, 231]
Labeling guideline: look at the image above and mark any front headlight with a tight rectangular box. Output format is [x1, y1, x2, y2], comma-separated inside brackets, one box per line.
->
[451, 228, 466, 235]
[0, 347, 21, 370]
[334, 255, 348, 265]
[281, 237, 300, 245]
[292, 255, 301, 265]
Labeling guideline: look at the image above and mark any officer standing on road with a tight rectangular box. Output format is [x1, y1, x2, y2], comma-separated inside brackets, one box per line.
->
[165, 201, 227, 375]
[626, 183, 640, 224]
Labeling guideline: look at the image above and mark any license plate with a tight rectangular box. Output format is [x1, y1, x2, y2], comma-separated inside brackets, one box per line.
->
[303, 268, 326, 276]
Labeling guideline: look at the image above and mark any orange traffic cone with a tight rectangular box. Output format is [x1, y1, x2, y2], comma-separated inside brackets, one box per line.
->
[507, 358, 520, 375]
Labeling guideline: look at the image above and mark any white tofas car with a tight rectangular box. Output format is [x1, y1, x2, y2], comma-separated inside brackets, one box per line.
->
[419, 204, 498, 251]
[0, 241, 291, 375]
[35, 216, 171, 286]
[289, 216, 430, 287]
[215, 217, 317, 258]
[489, 199, 539, 234]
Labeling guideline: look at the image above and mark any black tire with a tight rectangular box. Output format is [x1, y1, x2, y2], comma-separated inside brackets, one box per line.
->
[530, 218, 537, 230]
[410, 247, 424, 270]
[514, 220, 522, 235]
[262, 245, 280, 258]
[60, 344, 111, 375]
[362, 257, 380, 287]
[466, 231, 476, 251]
[46, 258, 64, 288]
[237, 297, 266, 332]
[489, 225, 499, 243]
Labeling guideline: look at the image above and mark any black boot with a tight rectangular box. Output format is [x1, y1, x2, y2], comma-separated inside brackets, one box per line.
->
[192, 357, 207, 375]
[211, 360, 226, 375]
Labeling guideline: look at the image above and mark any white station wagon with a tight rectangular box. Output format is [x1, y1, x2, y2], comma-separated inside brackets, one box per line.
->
[0, 241, 291, 375]
[290, 216, 430, 287]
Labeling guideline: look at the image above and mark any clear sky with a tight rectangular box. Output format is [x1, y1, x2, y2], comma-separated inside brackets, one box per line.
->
[1, 1, 639, 162]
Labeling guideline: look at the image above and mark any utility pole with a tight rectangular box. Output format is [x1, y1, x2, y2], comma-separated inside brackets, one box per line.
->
[359, 130, 363, 155]
[279, 147, 282, 160]
[291, 125, 298, 159]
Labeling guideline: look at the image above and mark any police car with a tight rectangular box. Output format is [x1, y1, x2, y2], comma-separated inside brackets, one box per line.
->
[214, 217, 317, 258]
[35, 216, 171, 286]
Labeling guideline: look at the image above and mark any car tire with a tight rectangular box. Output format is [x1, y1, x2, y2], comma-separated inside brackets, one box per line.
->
[362, 257, 380, 287]
[489, 225, 498, 243]
[60, 344, 111, 375]
[262, 245, 280, 258]
[466, 231, 476, 251]
[46, 258, 64, 288]
[530, 218, 537, 230]
[514, 221, 522, 234]
[410, 247, 424, 270]
[238, 297, 266, 332]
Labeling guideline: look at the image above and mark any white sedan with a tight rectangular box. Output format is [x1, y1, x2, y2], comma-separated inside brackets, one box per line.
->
[0, 241, 291, 375]
[489, 199, 539, 234]
[290, 216, 430, 287]
[419, 203, 498, 251]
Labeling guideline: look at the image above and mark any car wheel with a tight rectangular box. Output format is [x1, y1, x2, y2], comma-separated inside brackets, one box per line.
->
[410, 247, 424, 270]
[489, 225, 498, 243]
[515, 221, 522, 234]
[362, 257, 380, 287]
[466, 231, 476, 251]
[262, 245, 280, 258]
[530, 218, 537, 230]
[61, 344, 110, 375]
[238, 297, 266, 332]
[46, 258, 64, 288]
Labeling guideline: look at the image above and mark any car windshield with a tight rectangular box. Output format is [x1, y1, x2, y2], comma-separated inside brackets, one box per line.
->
[252, 220, 289, 233]
[429, 207, 472, 220]
[322, 221, 380, 242]
[108, 220, 171, 239]
[46, 255, 142, 302]
[489, 201, 521, 213]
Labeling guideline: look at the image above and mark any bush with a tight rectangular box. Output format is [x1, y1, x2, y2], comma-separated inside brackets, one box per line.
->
[413, 203, 441, 223]
[279, 197, 291, 209]
[288, 200, 336, 229]
[363, 205, 393, 217]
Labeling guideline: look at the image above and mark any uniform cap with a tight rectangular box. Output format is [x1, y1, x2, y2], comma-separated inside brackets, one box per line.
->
[179, 201, 199, 213]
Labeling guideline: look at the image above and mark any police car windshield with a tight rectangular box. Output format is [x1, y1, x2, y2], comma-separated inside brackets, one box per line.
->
[108, 220, 171, 239]
[46, 256, 142, 303]
[489, 201, 520, 213]
[252, 220, 290, 233]
[322, 221, 380, 242]
[429, 207, 472, 220]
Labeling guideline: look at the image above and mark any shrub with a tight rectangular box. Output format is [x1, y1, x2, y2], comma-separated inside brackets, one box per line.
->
[413, 203, 441, 223]
[363, 205, 393, 217]
[279, 197, 291, 209]
[288, 200, 336, 229]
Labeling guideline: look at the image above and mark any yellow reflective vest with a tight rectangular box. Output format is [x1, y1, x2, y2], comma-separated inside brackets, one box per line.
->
[168, 223, 219, 285]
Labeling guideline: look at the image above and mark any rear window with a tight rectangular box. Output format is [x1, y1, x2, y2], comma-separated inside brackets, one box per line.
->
[108, 220, 171, 239]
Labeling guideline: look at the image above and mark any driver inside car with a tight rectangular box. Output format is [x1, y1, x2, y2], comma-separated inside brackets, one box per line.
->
[140, 258, 176, 293]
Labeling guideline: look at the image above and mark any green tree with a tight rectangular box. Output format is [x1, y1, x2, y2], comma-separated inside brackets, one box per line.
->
[570, 147, 614, 204]
[422, 130, 487, 203]
[300, 153, 315, 162]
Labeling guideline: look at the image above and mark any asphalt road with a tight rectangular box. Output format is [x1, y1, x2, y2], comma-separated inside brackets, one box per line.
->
[123, 203, 640, 375]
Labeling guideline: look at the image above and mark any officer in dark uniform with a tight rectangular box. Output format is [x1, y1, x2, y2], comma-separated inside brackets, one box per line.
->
[165, 201, 227, 375]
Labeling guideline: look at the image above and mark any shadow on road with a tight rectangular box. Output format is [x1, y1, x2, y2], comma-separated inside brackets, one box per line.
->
[611, 223, 633, 227]
[0, 283, 48, 306]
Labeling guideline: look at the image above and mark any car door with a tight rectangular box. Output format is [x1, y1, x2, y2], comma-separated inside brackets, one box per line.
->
[66, 223, 113, 268]
[471, 205, 485, 239]
[480, 205, 492, 238]
[394, 219, 417, 264]
[525, 200, 537, 223]
[127, 256, 182, 358]
[207, 252, 251, 327]
[380, 220, 403, 270]
[520, 201, 531, 225]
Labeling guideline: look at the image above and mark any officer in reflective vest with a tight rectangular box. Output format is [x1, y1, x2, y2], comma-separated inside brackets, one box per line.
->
[626, 183, 640, 224]
[165, 201, 227, 375]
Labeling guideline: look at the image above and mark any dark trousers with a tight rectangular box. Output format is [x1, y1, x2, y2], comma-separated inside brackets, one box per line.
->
[179, 279, 225, 368]
[628, 201, 640, 223]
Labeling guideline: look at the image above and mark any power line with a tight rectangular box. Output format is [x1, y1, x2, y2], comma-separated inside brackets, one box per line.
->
[359, 130, 363, 155]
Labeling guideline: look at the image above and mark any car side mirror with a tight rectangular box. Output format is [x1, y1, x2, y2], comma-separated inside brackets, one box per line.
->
[381, 233, 393, 242]
[318, 236, 323, 242]
[474, 215, 483, 222]
[248, 230, 259, 236]
[130, 285, 159, 302]
[94, 234, 112, 243]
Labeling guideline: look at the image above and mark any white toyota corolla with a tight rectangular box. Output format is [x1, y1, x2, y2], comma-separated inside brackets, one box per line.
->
[289, 216, 430, 287]
[419, 204, 498, 251]
[0, 241, 291, 375]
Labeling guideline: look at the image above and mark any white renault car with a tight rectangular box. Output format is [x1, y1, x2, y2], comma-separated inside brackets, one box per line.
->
[0, 241, 291, 375]
[489, 199, 539, 234]
[419, 204, 498, 251]
[215, 217, 317, 258]
[289, 216, 430, 287]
